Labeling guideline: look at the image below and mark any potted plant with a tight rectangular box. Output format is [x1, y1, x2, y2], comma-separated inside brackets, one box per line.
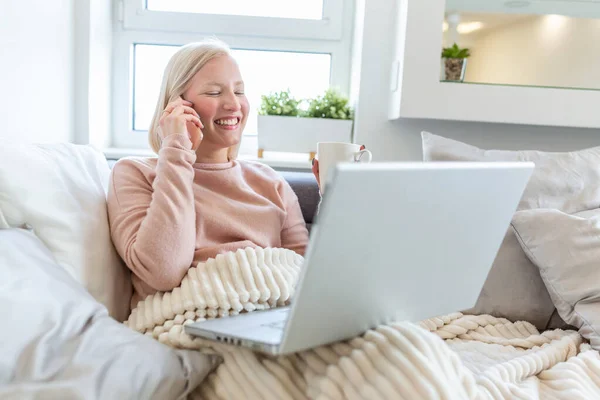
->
[441, 43, 470, 82]
[257, 88, 354, 160]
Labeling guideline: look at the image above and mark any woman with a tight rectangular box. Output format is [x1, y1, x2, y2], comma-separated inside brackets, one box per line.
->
[107, 39, 315, 309]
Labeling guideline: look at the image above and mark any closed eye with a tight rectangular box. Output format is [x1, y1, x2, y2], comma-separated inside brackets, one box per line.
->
[206, 92, 220, 96]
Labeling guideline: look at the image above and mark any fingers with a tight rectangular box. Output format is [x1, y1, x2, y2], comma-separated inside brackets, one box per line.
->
[163, 99, 203, 124]
[311, 158, 320, 186]
[158, 98, 204, 142]
[169, 106, 203, 127]
[183, 113, 202, 128]
[169, 104, 195, 116]
[160, 103, 204, 133]
[163, 98, 193, 114]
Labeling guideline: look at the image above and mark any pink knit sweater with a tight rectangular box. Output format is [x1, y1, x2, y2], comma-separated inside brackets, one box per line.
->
[107, 134, 309, 308]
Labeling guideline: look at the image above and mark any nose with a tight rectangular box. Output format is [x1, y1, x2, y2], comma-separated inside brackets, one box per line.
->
[223, 91, 241, 112]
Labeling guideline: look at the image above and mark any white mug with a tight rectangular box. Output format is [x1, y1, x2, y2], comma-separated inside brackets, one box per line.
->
[317, 142, 373, 193]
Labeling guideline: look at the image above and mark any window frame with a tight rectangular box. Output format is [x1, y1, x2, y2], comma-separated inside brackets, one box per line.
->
[111, 0, 354, 151]
[123, 0, 344, 40]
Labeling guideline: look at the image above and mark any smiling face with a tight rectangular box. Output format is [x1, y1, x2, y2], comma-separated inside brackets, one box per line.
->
[183, 55, 249, 158]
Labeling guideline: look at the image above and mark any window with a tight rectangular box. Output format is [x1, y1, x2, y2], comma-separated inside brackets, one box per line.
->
[112, 0, 354, 152]
[133, 44, 331, 134]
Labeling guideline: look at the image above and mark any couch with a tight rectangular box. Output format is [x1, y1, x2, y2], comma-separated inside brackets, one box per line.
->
[4, 135, 600, 399]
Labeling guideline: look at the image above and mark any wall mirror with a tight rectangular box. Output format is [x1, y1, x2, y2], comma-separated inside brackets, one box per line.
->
[441, 0, 600, 91]
[389, 0, 600, 129]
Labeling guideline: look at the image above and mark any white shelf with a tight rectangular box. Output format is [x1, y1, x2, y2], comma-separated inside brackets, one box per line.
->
[389, 0, 600, 129]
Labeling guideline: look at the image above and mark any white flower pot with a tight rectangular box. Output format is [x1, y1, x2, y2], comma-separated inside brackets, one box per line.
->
[257, 115, 354, 159]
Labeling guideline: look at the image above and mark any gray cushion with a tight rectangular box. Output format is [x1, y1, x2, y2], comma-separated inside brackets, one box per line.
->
[278, 170, 320, 226]
[421, 131, 600, 330]
[513, 208, 600, 349]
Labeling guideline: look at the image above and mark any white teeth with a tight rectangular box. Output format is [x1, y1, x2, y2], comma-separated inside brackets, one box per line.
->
[215, 118, 238, 126]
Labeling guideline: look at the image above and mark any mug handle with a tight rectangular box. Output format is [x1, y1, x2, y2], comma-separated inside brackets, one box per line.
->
[354, 149, 372, 163]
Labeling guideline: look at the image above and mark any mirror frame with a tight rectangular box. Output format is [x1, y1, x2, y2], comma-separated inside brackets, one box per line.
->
[388, 0, 600, 128]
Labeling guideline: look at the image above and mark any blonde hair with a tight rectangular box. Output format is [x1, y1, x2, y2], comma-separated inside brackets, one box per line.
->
[148, 39, 240, 159]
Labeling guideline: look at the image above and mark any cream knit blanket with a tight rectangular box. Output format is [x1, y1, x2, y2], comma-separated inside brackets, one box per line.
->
[126, 247, 600, 399]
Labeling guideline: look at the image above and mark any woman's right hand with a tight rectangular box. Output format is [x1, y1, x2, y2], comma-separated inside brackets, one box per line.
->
[158, 97, 204, 150]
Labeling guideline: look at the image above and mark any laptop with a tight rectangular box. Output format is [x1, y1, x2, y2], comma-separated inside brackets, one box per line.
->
[184, 161, 534, 355]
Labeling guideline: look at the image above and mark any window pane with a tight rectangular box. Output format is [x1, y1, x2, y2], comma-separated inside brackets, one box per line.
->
[231, 49, 331, 136]
[133, 44, 331, 135]
[146, 0, 323, 20]
[133, 44, 179, 132]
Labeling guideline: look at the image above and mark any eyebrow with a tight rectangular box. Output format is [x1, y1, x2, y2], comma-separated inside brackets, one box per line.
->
[202, 80, 244, 87]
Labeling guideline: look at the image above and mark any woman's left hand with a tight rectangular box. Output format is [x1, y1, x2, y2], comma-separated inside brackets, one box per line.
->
[311, 157, 321, 193]
[311, 145, 366, 194]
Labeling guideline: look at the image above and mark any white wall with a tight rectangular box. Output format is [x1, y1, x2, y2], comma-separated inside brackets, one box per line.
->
[348, 0, 365, 117]
[352, 0, 600, 162]
[465, 15, 600, 89]
[0, 0, 74, 143]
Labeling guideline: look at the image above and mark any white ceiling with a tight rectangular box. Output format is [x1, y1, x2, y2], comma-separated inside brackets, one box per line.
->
[445, 0, 600, 18]
[450, 12, 534, 32]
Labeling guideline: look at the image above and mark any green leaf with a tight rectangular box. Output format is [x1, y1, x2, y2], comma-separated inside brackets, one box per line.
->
[258, 89, 301, 116]
[441, 42, 470, 59]
[304, 88, 353, 120]
[259, 88, 353, 120]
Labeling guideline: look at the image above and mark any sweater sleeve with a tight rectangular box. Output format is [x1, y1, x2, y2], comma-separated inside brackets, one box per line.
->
[279, 181, 309, 256]
[107, 134, 197, 291]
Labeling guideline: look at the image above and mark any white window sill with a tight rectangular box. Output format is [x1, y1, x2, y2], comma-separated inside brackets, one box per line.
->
[103, 147, 312, 171]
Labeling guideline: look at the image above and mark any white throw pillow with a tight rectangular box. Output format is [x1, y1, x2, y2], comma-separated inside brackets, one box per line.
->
[0, 143, 131, 322]
[512, 208, 600, 349]
[0, 209, 8, 229]
[422, 131, 600, 213]
[421, 131, 600, 329]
